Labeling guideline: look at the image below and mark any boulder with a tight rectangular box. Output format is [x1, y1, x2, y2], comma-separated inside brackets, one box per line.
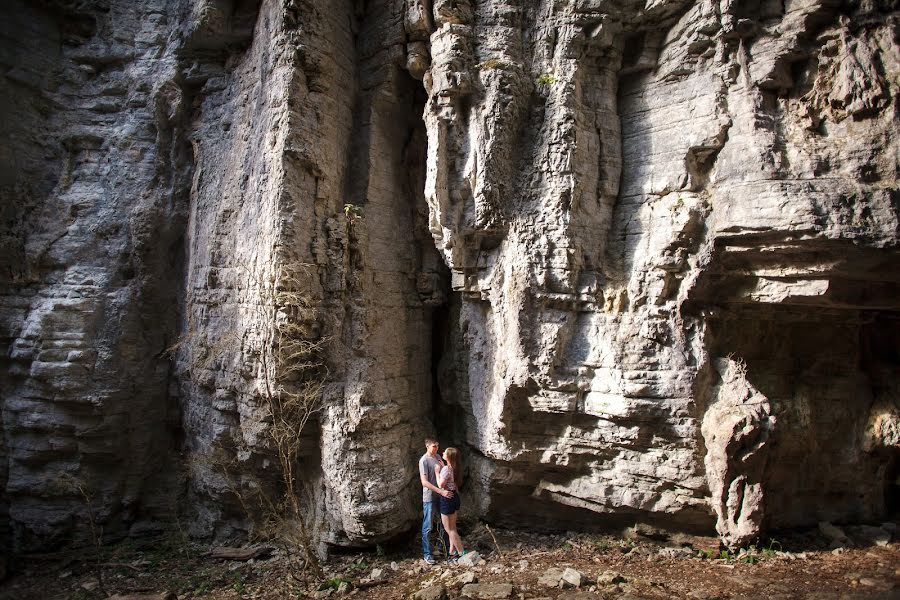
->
[457, 551, 485, 568]
[454, 571, 477, 586]
[561, 567, 583, 588]
[412, 584, 447, 600]
[818, 522, 849, 545]
[538, 567, 565, 587]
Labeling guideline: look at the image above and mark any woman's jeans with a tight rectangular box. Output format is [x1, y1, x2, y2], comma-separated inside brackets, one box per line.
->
[422, 499, 448, 558]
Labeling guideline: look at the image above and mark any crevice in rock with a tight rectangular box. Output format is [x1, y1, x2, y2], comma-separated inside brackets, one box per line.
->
[430, 294, 459, 441]
[404, 83, 460, 452]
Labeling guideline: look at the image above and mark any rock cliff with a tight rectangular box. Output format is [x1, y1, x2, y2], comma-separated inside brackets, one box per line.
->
[0, 0, 897, 552]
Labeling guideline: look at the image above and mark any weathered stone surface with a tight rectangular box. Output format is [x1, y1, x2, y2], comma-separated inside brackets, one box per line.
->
[460, 582, 514, 599]
[597, 571, 626, 586]
[701, 358, 774, 547]
[0, 0, 193, 549]
[454, 570, 477, 586]
[561, 567, 584, 588]
[418, 0, 900, 547]
[1, 0, 898, 553]
[819, 522, 850, 546]
[557, 593, 602, 600]
[846, 525, 893, 547]
[2, 0, 443, 550]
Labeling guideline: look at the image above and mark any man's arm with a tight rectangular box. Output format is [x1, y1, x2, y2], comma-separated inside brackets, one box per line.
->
[420, 472, 452, 498]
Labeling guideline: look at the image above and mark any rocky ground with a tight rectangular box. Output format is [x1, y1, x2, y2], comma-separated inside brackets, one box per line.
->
[1, 522, 898, 600]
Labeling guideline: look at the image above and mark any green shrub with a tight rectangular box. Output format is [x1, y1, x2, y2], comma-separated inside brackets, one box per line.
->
[344, 203, 362, 223]
[323, 577, 352, 590]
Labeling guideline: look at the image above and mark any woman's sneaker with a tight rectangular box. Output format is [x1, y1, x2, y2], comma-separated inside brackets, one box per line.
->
[424, 556, 437, 565]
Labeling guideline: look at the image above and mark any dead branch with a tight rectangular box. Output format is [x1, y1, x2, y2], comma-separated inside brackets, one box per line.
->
[205, 546, 273, 561]
[357, 579, 391, 589]
[484, 523, 503, 557]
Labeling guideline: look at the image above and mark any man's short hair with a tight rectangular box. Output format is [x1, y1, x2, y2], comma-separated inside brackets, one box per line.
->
[424, 437, 437, 446]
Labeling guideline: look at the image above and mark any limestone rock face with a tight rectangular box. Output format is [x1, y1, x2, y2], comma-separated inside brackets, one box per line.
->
[0, 0, 192, 547]
[416, 0, 899, 547]
[0, 0, 898, 551]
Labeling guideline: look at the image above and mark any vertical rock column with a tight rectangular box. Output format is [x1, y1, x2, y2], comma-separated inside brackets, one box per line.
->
[180, 0, 444, 545]
[317, 0, 445, 546]
[177, 0, 344, 537]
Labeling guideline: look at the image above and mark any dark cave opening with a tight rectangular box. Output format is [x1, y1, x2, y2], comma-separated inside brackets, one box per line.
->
[621, 31, 646, 70]
[704, 307, 900, 529]
[862, 314, 900, 519]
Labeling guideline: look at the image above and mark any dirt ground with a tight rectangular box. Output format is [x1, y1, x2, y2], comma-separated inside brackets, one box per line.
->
[2, 523, 898, 600]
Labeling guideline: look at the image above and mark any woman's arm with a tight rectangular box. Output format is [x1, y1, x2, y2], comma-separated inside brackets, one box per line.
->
[437, 465, 450, 488]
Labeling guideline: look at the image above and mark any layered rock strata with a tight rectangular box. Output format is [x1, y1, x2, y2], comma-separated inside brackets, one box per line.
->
[414, 0, 900, 547]
[0, 0, 192, 547]
[0, 0, 897, 552]
[178, 0, 443, 546]
[1, 0, 445, 549]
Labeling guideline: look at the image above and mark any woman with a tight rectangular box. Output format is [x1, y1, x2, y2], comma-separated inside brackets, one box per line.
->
[435, 447, 465, 561]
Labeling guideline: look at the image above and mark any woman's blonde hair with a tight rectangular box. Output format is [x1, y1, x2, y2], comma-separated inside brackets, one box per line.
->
[444, 447, 462, 488]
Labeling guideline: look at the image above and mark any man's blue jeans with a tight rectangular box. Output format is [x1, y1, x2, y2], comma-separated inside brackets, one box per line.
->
[421, 500, 448, 559]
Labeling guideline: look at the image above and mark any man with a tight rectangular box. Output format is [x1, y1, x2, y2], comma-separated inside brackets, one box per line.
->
[420, 437, 453, 565]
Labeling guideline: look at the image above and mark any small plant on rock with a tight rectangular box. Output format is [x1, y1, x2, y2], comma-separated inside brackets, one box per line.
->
[55, 474, 107, 596]
[343, 203, 362, 224]
[322, 576, 352, 591]
[761, 538, 782, 558]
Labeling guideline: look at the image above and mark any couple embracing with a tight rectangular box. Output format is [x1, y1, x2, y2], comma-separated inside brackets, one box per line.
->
[419, 438, 466, 565]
